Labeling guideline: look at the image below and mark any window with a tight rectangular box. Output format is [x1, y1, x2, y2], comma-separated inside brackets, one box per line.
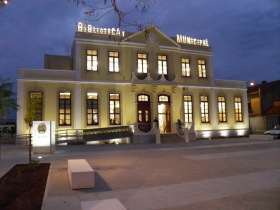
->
[137, 53, 148, 73]
[200, 96, 209, 123]
[87, 93, 99, 125]
[109, 51, 119, 72]
[218, 96, 226, 122]
[182, 58, 191, 77]
[184, 95, 193, 122]
[59, 92, 71, 126]
[109, 93, 121, 125]
[158, 95, 169, 102]
[198, 59, 207, 78]
[87, 50, 98, 71]
[235, 97, 243, 122]
[158, 55, 167, 74]
[29, 91, 43, 121]
[138, 94, 148, 101]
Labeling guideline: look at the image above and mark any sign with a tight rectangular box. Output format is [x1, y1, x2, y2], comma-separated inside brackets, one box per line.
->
[32, 121, 55, 154]
[177, 34, 209, 46]
[77, 22, 125, 36]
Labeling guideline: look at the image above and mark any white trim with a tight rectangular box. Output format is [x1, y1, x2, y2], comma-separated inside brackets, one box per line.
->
[75, 84, 82, 129]
[17, 78, 247, 90]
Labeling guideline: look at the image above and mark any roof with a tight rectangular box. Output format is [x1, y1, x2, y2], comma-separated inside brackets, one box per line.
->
[264, 104, 280, 115]
[247, 80, 280, 95]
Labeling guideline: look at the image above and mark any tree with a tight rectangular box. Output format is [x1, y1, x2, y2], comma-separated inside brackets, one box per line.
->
[69, 0, 156, 30]
[24, 94, 43, 164]
[0, 78, 18, 162]
[0, 78, 19, 119]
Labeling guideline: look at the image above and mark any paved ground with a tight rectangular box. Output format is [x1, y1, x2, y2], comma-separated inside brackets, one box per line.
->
[1, 137, 280, 210]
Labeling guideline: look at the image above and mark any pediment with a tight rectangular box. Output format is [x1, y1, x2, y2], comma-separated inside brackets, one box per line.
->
[123, 25, 180, 48]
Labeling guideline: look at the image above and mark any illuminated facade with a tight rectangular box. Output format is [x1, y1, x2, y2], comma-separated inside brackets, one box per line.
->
[17, 24, 249, 139]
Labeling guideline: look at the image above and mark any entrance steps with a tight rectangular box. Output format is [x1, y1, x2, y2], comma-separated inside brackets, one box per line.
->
[160, 133, 185, 144]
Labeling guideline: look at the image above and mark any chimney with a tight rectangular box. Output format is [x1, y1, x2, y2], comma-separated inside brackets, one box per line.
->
[261, 81, 267, 84]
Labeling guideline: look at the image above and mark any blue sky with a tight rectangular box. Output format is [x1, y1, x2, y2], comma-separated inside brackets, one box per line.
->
[0, 0, 279, 96]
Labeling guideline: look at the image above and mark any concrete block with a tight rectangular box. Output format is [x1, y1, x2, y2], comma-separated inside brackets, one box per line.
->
[68, 159, 94, 189]
[80, 199, 126, 210]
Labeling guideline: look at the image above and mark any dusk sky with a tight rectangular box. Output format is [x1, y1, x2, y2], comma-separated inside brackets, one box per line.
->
[0, 0, 279, 88]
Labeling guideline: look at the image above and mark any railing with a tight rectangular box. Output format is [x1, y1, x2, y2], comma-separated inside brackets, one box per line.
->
[56, 126, 133, 144]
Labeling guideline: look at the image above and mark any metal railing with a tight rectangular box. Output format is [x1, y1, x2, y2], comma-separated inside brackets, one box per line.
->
[56, 126, 133, 145]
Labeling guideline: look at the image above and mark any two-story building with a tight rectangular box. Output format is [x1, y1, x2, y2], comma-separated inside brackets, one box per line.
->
[17, 24, 249, 141]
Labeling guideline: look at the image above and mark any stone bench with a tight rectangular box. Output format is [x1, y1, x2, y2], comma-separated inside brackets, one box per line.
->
[249, 134, 273, 140]
[68, 159, 94, 189]
[81, 199, 126, 210]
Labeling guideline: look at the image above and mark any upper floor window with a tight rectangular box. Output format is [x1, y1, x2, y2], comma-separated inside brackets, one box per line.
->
[109, 51, 119, 72]
[158, 55, 167, 74]
[200, 95, 209, 123]
[87, 93, 99, 125]
[184, 95, 193, 122]
[29, 91, 43, 121]
[218, 96, 226, 122]
[198, 59, 207, 78]
[235, 97, 243, 122]
[137, 53, 148, 73]
[109, 93, 121, 125]
[87, 50, 98, 71]
[59, 92, 71, 126]
[182, 58, 191, 77]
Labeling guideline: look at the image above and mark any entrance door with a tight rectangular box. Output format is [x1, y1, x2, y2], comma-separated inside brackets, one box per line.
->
[158, 95, 171, 133]
[137, 94, 151, 132]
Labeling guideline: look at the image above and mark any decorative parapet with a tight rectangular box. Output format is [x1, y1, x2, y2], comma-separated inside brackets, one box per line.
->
[131, 72, 178, 84]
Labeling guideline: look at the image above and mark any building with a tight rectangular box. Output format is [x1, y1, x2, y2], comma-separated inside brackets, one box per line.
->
[17, 24, 249, 141]
[247, 80, 280, 133]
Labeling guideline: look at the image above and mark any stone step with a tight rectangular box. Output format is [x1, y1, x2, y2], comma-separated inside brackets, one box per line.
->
[160, 133, 184, 143]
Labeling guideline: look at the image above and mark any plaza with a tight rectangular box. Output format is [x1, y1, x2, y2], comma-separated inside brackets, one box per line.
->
[1, 137, 280, 210]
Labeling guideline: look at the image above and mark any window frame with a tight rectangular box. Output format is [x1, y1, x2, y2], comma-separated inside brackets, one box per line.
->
[137, 53, 148, 73]
[86, 92, 99, 125]
[158, 55, 168, 75]
[183, 95, 193, 122]
[235, 96, 243, 122]
[86, 49, 98, 72]
[198, 59, 207, 78]
[109, 93, 121, 125]
[182, 58, 191, 77]
[200, 95, 210, 123]
[108, 51, 120, 73]
[218, 96, 227, 123]
[59, 92, 71, 126]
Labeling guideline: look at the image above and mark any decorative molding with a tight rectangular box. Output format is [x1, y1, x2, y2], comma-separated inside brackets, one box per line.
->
[131, 84, 136, 92]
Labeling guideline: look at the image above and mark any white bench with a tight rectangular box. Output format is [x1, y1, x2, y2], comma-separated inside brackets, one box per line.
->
[81, 199, 126, 210]
[249, 134, 273, 140]
[68, 159, 95, 189]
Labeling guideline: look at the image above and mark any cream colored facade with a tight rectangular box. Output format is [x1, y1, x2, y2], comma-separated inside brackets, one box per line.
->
[17, 24, 249, 139]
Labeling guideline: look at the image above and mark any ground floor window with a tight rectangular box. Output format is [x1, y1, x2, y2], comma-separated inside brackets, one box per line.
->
[235, 97, 243, 122]
[109, 93, 121, 125]
[218, 96, 226, 122]
[87, 93, 98, 125]
[59, 92, 71, 126]
[183, 95, 193, 122]
[200, 95, 209, 123]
